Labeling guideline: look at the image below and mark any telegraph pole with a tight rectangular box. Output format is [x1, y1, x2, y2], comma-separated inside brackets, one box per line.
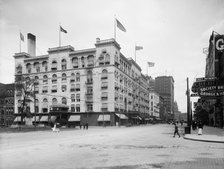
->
[186, 77, 191, 133]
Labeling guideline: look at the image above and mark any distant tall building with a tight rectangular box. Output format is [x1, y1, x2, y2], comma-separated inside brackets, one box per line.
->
[155, 76, 174, 120]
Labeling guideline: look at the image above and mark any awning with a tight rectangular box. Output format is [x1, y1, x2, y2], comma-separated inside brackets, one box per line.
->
[115, 113, 128, 119]
[39, 116, 48, 122]
[68, 115, 80, 122]
[32, 116, 39, 122]
[13, 117, 21, 122]
[98, 115, 110, 121]
[50, 116, 57, 122]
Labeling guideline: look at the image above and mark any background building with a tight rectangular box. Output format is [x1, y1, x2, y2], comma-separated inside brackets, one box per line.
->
[149, 91, 160, 118]
[0, 83, 15, 126]
[13, 35, 150, 126]
[155, 76, 174, 120]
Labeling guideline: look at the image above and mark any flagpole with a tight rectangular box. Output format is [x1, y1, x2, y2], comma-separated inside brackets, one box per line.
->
[59, 23, 61, 47]
[135, 44, 136, 62]
[114, 15, 116, 41]
[19, 33, 21, 53]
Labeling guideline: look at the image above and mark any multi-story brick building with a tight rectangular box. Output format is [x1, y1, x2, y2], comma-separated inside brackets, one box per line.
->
[155, 76, 175, 120]
[13, 34, 150, 126]
[0, 83, 15, 126]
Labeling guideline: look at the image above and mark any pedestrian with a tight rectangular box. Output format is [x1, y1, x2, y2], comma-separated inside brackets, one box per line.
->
[198, 121, 203, 135]
[86, 122, 88, 130]
[173, 123, 180, 138]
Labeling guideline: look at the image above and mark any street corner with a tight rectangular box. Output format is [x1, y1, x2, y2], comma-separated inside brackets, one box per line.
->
[183, 134, 224, 143]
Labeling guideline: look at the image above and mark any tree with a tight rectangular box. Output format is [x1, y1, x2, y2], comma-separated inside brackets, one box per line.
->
[193, 99, 210, 125]
[15, 74, 35, 125]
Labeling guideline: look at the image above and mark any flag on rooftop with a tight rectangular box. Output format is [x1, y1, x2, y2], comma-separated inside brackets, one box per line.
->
[116, 19, 126, 32]
[148, 62, 155, 67]
[60, 26, 67, 33]
[20, 32, 24, 42]
[135, 46, 143, 50]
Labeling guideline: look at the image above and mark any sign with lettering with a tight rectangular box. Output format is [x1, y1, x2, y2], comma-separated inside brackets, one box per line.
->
[215, 36, 224, 51]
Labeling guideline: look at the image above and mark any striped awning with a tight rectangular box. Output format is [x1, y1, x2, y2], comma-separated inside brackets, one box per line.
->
[115, 113, 128, 119]
[39, 116, 48, 122]
[68, 115, 80, 122]
[98, 115, 110, 121]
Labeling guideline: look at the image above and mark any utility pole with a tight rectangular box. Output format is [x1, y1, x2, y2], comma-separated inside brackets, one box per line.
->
[186, 77, 191, 133]
[33, 80, 36, 128]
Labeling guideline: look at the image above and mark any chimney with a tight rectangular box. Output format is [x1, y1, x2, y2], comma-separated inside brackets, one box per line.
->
[27, 33, 36, 56]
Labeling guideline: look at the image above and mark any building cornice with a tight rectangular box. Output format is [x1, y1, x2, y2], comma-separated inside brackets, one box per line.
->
[95, 38, 121, 50]
[48, 45, 74, 54]
[24, 55, 49, 62]
[13, 52, 31, 59]
[69, 48, 96, 56]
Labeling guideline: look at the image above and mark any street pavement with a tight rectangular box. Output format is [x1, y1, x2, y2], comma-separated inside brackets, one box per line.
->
[0, 124, 223, 169]
[184, 125, 224, 143]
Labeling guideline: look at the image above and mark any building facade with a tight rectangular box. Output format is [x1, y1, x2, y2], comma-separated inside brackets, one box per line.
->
[13, 36, 150, 126]
[155, 76, 174, 120]
[0, 83, 15, 126]
[149, 91, 160, 118]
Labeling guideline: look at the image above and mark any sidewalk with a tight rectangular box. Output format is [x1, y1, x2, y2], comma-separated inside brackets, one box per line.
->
[184, 125, 224, 143]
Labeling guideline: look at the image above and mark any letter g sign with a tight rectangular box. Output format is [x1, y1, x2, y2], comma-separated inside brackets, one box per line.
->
[216, 38, 224, 51]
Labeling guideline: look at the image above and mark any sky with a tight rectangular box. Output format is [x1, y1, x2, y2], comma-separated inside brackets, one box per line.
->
[0, 0, 224, 113]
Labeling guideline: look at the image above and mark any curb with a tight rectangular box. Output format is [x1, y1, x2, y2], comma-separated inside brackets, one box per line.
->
[183, 135, 224, 144]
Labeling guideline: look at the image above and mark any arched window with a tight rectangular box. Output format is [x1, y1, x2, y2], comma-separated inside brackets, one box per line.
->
[87, 55, 94, 67]
[101, 69, 108, 79]
[62, 97, 67, 105]
[87, 70, 93, 83]
[42, 98, 48, 112]
[35, 99, 39, 113]
[26, 63, 31, 73]
[76, 72, 80, 82]
[43, 75, 48, 84]
[16, 64, 22, 74]
[34, 76, 39, 85]
[81, 56, 85, 67]
[62, 73, 67, 82]
[61, 59, 67, 70]
[51, 60, 57, 70]
[42, 61, 48, 72]
[52, 98, 57, 105]
[72, 57, 78, 68]
[99, 54, 104, 65]
[43, 98, 48, 103]
[52, 74, 57, 84]
[105, 54, 110, 64]
[34, 62, 40, 72]
[70, 73, 75, 82]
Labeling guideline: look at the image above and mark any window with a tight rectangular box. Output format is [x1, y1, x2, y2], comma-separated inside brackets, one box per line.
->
[70, 84, 75, 92]
[101, 69, 108, 79]
[101, 103, 108, 111]
[16, 65, 22, 74]
[76, 84, 80, 91]
[42, 61, 48, 72]
[61, 59, 67, 70]
[76, 73, 80, 82]
[76, 104, 80, 112]
[87, 70, 93, 83]
[70, 73, 75, 82]
[87, 104, 93, 112]
[62, 73, 67, 82]
[72, 57, 78, 68]
[99, 55, 104, 65]
[101, 92, 108, 100]
[105, 54, 110, 64]
[101, 81, 108, 90]
[34, 62, 40, 73]
[52, 98, 57, 105]
[81, 56, 85, 67]
[26, 63, 31, 73]
[51, 85, 57, 93]
[76, 94, 80, 102]
[87, 55, 94, 67]
[52, 74, 57, 84]
[62, 97, 67, 105]
[34, 76, 39, 85]
[87, 86, 93, 94]
[62, 85, 67, 92]
[43, 75, 48, 84]
[42, 86, 48, 93]
[71, 94, 75, 102]
[71, 104, 75, 112]
[51, 60, 57, 70]
[35, 99, 39, 113]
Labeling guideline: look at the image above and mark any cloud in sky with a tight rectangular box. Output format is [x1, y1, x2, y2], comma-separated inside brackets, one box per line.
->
[0, 0, 224, 112]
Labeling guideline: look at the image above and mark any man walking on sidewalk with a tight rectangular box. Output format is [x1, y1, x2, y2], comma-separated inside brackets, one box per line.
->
[173, 123, 180, 138]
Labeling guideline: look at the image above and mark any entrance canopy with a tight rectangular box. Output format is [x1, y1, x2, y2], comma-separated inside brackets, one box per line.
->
[98, 115, 110, 121]
[68, 115, 80, 122]
[115, 113, 128, 119]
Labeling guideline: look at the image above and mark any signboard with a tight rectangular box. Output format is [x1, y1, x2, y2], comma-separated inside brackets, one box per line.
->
[215, 35, 224, 52]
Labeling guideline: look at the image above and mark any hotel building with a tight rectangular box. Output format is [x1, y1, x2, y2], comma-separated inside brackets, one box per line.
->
[13, 34, 150, 126]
